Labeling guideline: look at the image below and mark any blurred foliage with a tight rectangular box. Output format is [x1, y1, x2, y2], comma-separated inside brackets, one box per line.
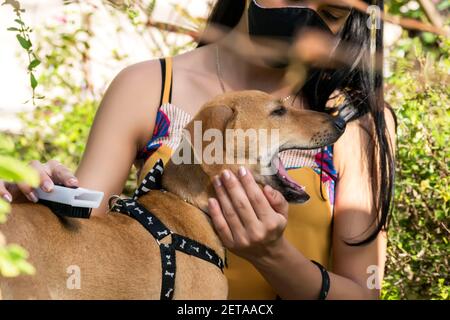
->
[0, 138, 38, 277]
[386, 0, 449, 50]
[0, 0, 41, 279]
[1, 0, 449, 298]
[2, 0, 208, 194]
[382, 36, 449, 299]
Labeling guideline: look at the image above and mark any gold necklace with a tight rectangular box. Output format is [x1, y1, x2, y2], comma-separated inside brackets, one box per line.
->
[215, 44, 293, 103]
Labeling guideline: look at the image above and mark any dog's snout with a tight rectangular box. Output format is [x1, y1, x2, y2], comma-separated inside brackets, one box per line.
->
[333, 116, 346, 132]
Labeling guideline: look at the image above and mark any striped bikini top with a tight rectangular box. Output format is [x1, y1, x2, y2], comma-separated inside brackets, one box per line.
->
[135, 57, 338, 299]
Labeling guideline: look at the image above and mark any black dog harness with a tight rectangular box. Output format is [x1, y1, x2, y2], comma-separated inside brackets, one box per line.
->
[109, 159, 224, 300]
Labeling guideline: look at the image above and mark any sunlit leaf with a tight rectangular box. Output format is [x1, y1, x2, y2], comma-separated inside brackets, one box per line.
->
[28, 59, 41, 70]
[30, 72, 37, 89]
[0, 155, 39, 186]
[16, 34, 31, 50]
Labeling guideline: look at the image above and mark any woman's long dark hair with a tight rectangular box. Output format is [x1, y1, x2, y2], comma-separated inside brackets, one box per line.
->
[198, 0, 396, 246]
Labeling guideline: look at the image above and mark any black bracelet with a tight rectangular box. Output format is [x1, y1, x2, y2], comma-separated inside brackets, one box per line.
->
[311, 260, 330, 300]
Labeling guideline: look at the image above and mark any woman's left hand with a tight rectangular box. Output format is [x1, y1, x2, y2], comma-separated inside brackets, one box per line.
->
[208, 166, 289, 263]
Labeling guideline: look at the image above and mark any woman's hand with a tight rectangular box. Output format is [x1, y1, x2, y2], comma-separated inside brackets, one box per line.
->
[0, 160, 79, 203]
[208, 166, 289, 263]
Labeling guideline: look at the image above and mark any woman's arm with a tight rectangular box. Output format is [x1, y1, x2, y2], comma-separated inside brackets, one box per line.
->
[328, 108, 396, 299]
[75, 60, 162, 216]
[208, 108, 396, 300]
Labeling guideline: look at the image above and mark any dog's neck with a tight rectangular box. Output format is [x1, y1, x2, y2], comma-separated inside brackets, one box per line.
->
[161, 161, 215, 214]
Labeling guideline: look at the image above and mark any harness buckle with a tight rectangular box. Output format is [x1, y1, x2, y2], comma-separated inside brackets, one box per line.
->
[108, 195, 125, 213]
[156, 230, 174, 246]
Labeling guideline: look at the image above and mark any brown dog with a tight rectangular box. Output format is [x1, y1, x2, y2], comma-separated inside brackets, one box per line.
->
[0, 90, 344, 299]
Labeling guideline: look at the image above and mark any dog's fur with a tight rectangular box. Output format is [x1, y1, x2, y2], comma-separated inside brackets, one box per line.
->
[0, 90, 343, 299]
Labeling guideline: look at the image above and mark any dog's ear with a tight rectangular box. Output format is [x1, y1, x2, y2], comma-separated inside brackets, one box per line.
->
[185, 103, 235, 153]
[179, 104, 235, 176]
[186, 104, 235, 135]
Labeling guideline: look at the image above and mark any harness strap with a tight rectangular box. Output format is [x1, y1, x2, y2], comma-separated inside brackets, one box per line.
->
[113, 198, 172, 241]
[110, 160, 224, 300]
[172, 234, 224, 270]
[160, 243, 176, 300]
[133, 159, 164, 200]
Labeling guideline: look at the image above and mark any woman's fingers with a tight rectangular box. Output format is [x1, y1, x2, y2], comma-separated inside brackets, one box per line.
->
[236, 167, 273, 221]
[212, 173, 247, 241]
[16, 182, 39, 203]
[263, 185, 289, 220]
[29, 160, 54, 192]
[208, 197, 234, 247]
[219, 169, 260, 228]
[46, 160, 79, 187]
[4, 160, 78, 204]
[18, 160, 56, 202]
[210, 169, 290, 258]
[0, 181, 13, 203]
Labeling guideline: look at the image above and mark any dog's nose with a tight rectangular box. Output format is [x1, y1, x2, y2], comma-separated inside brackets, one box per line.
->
[333, 116, 346, 132]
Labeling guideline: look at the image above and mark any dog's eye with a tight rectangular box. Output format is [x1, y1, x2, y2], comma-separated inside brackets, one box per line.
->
[270, 106, 287, 117]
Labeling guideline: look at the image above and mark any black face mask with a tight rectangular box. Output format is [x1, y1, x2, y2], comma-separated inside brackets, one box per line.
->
[248, 0, 333, 68]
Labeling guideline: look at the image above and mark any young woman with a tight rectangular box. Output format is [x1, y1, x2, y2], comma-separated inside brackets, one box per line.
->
[1, 0, 396, 299]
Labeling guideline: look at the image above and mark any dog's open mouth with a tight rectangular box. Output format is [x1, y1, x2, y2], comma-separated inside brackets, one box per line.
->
[271, 155, 310, 204]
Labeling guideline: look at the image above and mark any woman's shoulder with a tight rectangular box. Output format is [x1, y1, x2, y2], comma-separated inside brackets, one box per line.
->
[110, 59, 163, 104]
[95, 59, 165, 156]
[98, 59, 164, 120]
[112, 43, 212, 104]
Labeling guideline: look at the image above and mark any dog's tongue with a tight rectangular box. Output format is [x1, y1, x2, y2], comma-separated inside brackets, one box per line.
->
[273, 156, 305, 191]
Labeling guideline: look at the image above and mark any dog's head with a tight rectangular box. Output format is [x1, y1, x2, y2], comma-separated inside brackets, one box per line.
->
[168, 90, 346, 204]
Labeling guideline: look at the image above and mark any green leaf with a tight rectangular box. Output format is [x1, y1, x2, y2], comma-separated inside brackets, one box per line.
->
[0, 198, 11, 222]
[0, 244, 35, 277]
[28, 59, 41, 70]
[0, 257, 20, 277]
[0, 155, 39, 187]
[146, 0, 156, 16]
[14, 18, 24, 25]
[16, 34, 31, 50]
[7, 27, 19, 31]
[437, 0, 450, 10]
[30, 73, 37, 89]
[0, 136, 14, 153]
[422, 32, 437, 45]
[16, 259, 35, 275]
[7, 244, 28, 260]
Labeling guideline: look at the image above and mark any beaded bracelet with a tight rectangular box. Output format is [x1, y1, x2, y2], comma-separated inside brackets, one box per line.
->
[311, 260, 330, 300]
